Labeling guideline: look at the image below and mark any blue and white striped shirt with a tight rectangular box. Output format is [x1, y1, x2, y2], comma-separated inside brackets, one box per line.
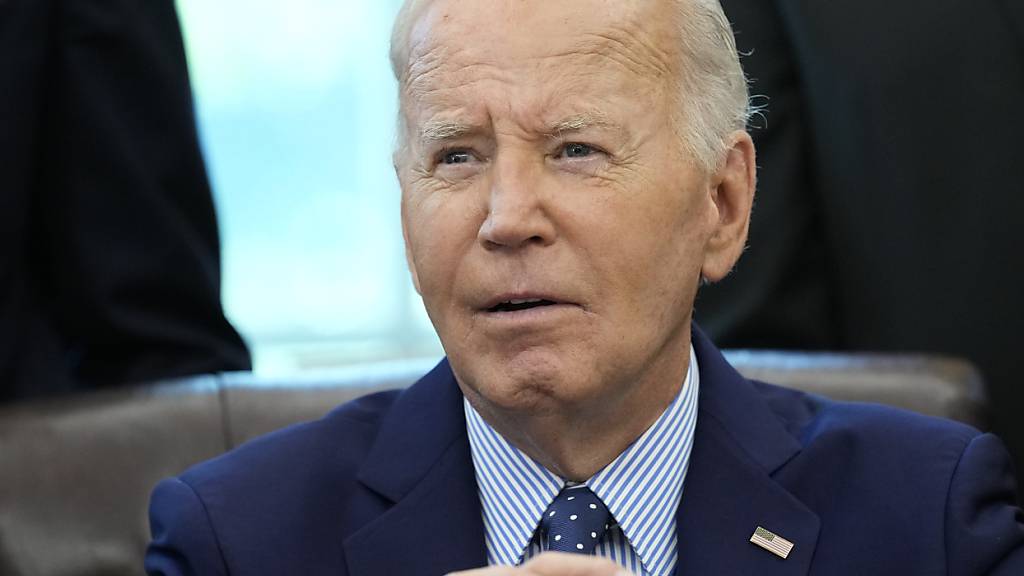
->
[464, 345, 700, 575]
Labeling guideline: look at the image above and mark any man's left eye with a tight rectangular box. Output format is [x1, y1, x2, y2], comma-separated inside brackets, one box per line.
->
[442, 150, 474, 165]
[561, 143, 596, 159]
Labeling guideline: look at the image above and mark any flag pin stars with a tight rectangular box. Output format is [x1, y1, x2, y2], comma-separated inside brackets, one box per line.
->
[749, 526, 794, 559]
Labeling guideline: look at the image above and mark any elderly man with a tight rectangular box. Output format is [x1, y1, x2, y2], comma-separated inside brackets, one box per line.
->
[146, 0, 1024, 574]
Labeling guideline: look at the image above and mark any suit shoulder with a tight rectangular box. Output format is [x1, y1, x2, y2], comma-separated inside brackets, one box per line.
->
[746, 381, 1024, 573]
[179, 388, 403, 494]
[148, 388, 408, 572]
[749, 379, 981, 455]
[749, 380, 981, 538]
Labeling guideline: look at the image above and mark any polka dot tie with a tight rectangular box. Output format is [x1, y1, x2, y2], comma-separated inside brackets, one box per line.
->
[539, 485, 612, 555]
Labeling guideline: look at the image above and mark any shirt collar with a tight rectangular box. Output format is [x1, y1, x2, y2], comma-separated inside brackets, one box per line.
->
[464, 345, 700, 573]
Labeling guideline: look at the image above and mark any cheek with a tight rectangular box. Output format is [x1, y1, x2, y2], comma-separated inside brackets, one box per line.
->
[403, 190, 482, 302]
[590, 184, 710, 310]
[407, 224, 454, 295]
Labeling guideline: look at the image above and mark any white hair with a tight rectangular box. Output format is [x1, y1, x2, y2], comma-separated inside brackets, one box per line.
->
[389, 0, 751, 173]
[670, 0, 751, 171]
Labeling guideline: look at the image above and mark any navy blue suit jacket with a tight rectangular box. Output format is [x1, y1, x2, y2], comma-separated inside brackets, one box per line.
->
[146, 328, 1024, 575]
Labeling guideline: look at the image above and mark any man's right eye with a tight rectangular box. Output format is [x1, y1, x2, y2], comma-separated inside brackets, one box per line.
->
[442, 150, 473, 165]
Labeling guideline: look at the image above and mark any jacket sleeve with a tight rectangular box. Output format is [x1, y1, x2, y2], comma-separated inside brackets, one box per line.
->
[145, 477, 229, 576]
[945, 433, 1024, 575]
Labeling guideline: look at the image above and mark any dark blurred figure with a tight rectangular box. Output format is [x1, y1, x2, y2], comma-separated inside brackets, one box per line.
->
[0, 0, 251, 401]
[703, 0, 1024, 483]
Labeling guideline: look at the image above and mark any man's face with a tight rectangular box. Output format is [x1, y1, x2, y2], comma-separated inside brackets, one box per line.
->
[397, 0, 725, 415]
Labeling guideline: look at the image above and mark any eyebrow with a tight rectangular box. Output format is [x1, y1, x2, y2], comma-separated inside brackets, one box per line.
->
[547, 112, 616, 136]
[417, 112, 621, 144]
[420, 120, 475, 143]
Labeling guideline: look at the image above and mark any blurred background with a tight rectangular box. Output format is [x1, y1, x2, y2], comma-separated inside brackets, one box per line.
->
[175, 0, 443, 374]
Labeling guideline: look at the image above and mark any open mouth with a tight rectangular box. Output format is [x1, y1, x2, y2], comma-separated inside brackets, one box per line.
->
[487, 298, 559, 313]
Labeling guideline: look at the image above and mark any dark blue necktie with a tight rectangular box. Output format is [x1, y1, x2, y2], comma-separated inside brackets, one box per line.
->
[539, 485, 612, 555]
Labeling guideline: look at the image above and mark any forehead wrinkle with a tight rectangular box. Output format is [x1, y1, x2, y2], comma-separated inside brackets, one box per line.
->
[402, 7, 677, 146]
[574, 27, 676, 81]
[406, 50, 515, 107]
[404, 40, 448, 94]
[405, 8, 677, 91]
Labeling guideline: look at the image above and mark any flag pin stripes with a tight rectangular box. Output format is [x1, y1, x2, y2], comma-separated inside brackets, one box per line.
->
[749, 526, 794, 559]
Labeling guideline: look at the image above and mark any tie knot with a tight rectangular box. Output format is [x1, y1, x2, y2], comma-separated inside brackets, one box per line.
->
[539, 486, 611, 555]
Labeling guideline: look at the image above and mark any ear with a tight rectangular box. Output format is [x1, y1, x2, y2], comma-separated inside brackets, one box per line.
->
[701, 130, 756, 282]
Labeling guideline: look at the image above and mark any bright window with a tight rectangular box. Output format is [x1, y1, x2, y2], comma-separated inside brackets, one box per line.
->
[176, 1, 443, 374]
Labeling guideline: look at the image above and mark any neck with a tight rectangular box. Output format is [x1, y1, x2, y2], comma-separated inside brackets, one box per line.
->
[467, 340, 692, 482]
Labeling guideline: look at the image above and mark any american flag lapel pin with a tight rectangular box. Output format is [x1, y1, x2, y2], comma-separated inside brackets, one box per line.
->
[750, 526, 795, 559]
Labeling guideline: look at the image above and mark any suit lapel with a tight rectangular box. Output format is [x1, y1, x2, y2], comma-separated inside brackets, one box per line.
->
[343, 360, 487, 576]
[675, 328, 820, 576]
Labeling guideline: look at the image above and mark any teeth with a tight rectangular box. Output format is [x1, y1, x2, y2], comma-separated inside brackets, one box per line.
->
[507, 298, 543, 305]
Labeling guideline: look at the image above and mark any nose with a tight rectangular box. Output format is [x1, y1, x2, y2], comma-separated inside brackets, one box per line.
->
[477, 152, 557, 250]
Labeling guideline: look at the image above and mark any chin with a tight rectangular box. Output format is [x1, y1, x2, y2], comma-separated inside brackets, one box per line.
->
[450, 345, 593, 414]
